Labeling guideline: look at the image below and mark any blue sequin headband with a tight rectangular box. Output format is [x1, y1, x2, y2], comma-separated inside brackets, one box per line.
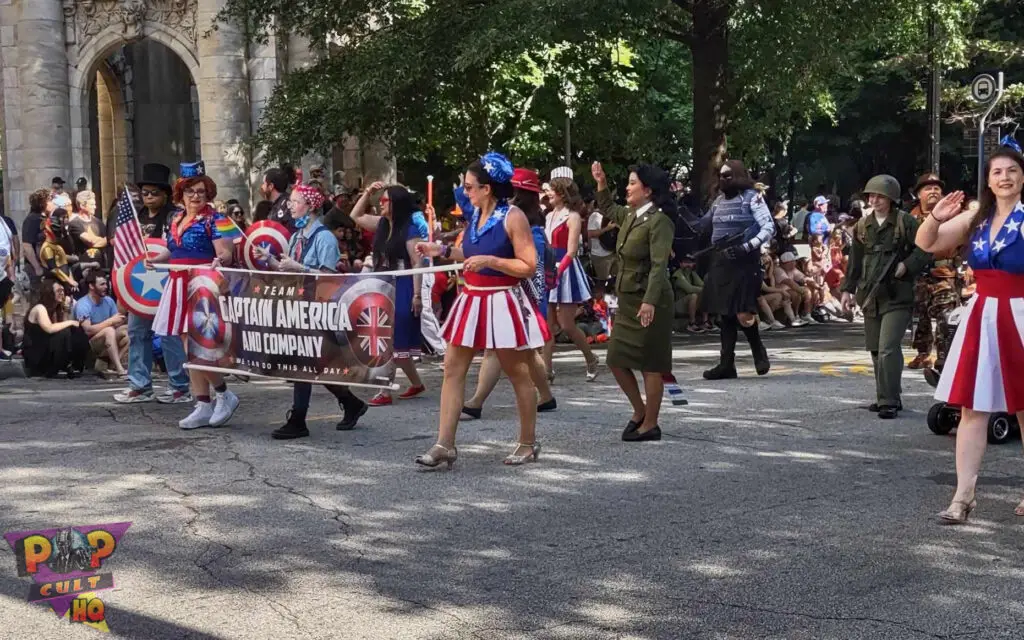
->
[180, 161, 206, 178]
[480, 152, 513, 184]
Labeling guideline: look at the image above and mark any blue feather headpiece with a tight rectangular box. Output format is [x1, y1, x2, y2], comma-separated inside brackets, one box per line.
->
[480, 152, 513, 184]
[180, 161, 206, 179]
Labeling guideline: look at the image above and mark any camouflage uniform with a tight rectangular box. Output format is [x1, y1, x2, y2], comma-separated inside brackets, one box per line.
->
[909, 200, 959, 370]
[911, 265, 959, 369]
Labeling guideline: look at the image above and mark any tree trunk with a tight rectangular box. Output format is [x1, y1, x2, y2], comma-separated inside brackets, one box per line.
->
[690, 0, 731, 208]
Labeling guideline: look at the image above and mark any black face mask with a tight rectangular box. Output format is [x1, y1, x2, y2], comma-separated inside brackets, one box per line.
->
[719, 176, 740, 198]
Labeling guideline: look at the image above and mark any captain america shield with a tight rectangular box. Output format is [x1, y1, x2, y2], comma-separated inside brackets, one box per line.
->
[243, 220, 292, 270]
[337, 277, 396, 379]
[186, 269, 234, 363]
[112, 238, 167, 319]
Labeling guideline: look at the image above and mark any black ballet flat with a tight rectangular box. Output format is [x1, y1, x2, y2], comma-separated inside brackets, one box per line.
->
[623, 425, 662, 442]
[461, 406, 482, 420]
[622, 415, 645, 437]
[537, 398, 557, 412]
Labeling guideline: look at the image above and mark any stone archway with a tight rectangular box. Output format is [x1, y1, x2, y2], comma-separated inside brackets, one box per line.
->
[67, 16, 201, 200]
[91, 62, 131, 212]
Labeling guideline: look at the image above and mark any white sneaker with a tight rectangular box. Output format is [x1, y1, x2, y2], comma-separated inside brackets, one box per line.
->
[113, 388, 154, 404]
[791, 318, 809, 327]
[156, 389, 193, 404]
[759, 321, 772, 332]
[803, 314, 819, 325]
[179, 402, 214, 430]
[210, 390, 240, 427]
[771, 321, 786, 330]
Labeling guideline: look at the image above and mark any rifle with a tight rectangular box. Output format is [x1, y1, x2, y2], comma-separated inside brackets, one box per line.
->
[860, 251, 901, 313]
[688, 230, 747, 260]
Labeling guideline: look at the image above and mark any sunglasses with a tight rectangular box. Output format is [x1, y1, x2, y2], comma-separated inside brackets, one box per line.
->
[379, 196, 390, 205]
[140, 189, 163, 197]
[184, 188, 207, 198]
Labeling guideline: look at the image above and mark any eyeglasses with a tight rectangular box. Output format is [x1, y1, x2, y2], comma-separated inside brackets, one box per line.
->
[184, 188, 207, 198]
[141, 189, 162, 197]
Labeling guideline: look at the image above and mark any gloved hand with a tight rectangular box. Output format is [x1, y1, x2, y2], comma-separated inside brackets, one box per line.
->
[721, 241, 755, 260]
[556, 253, 573, 279]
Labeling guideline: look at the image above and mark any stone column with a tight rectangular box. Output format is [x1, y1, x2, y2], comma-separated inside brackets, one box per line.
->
[196, 0, 251, 207]
[18, 0, 72, 195]
[287, 34, 328, 183]
[247, 30, 277, 201]
[96, 71, 116, 212]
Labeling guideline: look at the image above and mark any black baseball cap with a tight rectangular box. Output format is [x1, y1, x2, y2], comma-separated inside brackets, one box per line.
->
[52, 176, 65, 186]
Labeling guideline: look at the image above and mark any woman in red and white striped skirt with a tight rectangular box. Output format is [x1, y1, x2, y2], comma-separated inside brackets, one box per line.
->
[414, 152, 550, 468]
[916, 147, 1024, 524]
[150, 162, 237, 431]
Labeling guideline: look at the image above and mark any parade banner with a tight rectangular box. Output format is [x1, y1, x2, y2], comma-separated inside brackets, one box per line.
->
[183, 268, 398, 389]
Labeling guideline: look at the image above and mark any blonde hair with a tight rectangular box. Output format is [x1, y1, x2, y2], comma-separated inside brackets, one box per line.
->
[75, 190, 96, 209]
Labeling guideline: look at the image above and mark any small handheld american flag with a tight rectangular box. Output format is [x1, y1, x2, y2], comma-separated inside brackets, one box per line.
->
[113, 189, 148, 269]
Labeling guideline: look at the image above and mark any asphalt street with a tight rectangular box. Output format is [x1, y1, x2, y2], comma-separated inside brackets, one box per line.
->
[2, 323, 1023, 639]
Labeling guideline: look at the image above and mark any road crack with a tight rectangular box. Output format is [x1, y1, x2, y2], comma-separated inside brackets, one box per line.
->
[665, 595, 945, 639]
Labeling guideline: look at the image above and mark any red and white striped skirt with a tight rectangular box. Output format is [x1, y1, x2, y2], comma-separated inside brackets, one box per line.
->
[152, 259, 205, 337]
[936, 270, 1024, 413]
[442, 274, 550, 350]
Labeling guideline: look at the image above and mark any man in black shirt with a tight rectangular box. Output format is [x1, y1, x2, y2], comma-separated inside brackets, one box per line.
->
[257, 167, 295, 231]
[22, 189, 50, 286]
[113, 163, 192, 406]
[137, 163, 175, 238]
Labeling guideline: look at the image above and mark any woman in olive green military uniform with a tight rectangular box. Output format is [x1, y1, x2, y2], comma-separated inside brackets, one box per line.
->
[592, 161, 676, 442]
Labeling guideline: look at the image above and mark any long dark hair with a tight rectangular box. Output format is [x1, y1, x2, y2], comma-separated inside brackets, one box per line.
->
[719, 159, 755, 193]
[373, 186, 415, 269]
[513, 188, 544, 227]
[631, 163, 679, 221]
[971, 148, 1024, 237]
[37, 280, 66, 322]
[466, 160, 514, 202]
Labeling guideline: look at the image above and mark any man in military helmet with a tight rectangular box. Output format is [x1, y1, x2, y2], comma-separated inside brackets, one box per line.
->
[907, 173, 959, 379]
[841, 175, 932, 419]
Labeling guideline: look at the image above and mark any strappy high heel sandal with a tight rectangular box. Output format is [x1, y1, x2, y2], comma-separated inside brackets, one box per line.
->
[504, 442, 541, 466]
[938, 497, 977, 525]
[415, 444, 457, 470]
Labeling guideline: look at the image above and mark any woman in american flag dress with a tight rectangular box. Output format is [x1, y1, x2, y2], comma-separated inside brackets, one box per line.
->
[916, 147, 1024, 524]
[150, 162, 238, 431]
[414, 153, 550, 469]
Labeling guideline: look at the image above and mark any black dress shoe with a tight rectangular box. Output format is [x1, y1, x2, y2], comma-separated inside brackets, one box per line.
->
[703, 363, 738, 380]
[537, 398, 557, 412]
[461, 405, 482, 420]
[337, 401, 368, 431]
[878, 406, 899, 420]
[273, 410, 310, 440]
[623, 425, 662, 442]
[869, 400, 903, 413]
[924, 367, 941, 388]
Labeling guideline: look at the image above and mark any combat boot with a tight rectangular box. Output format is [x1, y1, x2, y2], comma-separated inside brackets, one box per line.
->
[272, 409, 310, 440]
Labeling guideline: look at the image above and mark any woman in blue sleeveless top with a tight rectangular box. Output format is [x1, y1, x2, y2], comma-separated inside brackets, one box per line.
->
[461, 167, 557, 420]
[415, 153, 550, 469]
[917, 147, 1024, 524]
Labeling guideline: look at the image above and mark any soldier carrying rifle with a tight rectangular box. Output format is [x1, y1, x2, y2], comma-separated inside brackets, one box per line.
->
[841, 175, 933, 419]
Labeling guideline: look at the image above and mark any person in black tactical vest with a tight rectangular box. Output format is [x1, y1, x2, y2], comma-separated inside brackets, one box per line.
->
[698, 161, 776, 380]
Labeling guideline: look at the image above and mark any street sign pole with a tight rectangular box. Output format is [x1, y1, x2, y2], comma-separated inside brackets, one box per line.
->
[977, 72, 1005, 198]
